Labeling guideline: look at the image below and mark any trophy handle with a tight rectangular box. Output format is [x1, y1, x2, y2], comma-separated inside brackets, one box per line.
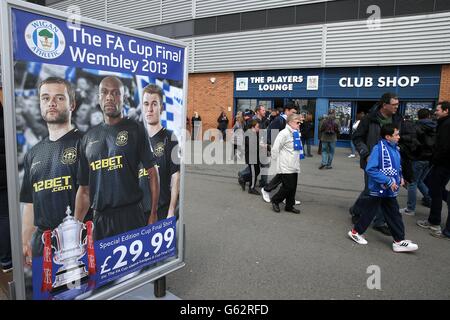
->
[50, 230, 59, 252]
[41, 231, 57, 252]
[81, 222, 87, 246]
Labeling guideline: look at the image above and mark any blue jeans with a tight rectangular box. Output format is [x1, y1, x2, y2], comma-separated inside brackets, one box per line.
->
[406, 160, 431, 211]
[321, 141, 336, 166]
[302, 137, 313, 156]
[350, 140, 356, 154]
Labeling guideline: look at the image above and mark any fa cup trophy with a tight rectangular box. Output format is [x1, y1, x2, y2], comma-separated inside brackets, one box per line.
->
[43, 206, 89, 291]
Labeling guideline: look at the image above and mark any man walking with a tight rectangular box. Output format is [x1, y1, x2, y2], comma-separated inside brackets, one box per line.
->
[261, 103, 299, 203]
[270, 114, 303, 214]
[318, 109, 339, 169]
[417, 101, 450, 240]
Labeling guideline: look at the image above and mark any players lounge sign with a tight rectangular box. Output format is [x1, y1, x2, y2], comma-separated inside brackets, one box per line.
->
[236, 75, 319, 91]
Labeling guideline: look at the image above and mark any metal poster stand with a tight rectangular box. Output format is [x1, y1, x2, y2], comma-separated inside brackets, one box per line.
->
[0, 0, 187, 300]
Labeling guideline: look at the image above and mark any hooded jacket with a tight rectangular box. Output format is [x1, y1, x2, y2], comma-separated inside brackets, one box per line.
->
[352, 105, 403, 169]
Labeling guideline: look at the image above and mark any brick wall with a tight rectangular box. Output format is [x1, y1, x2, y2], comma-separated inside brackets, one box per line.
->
[187, 72, 234, 138]
[439, 65, 450, 102]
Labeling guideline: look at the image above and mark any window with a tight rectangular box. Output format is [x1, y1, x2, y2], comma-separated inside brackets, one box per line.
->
[194, 17, 216, 35]
[267, 7, 295, 28]
[435, 0, 450, 12]
[395, 0, 434, 16]
[296, 3, 326, 25]
[359, 0, 395, 19]
[404, 102, 434, 121]
[173, 21, 194, 38]
[291, 99, 316, 119]
[290, 99, 317, 138]
[236, 99, 257, 114]
[326, 0, 359, 23]
[257, 100, 273, 111]
[153, 24, 174, 38]
[217, 14, 241, 33]
[241, 10, 266, 31]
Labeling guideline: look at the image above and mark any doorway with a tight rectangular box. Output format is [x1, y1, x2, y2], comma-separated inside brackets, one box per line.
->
[356, 100, 377, 116]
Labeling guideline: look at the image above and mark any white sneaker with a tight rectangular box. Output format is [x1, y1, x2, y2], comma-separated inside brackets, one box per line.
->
[261, 188, 271, 203]
[392, 240, 418, 252]
[282, 199, 301, 205]
[399, 208, 415, 216]
[348, 230, 368, 245]
[348, 154, 356, 158]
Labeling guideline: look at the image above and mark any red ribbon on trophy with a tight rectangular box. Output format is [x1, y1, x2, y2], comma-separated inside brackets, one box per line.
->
[85, 221, 96, 275]
[41, 230, 53, 292]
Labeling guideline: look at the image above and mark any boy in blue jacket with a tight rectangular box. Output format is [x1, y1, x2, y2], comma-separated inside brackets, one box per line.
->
[348, 124, 418, 252]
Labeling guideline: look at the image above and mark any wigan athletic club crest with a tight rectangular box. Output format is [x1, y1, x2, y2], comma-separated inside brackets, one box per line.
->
[61, 147, 77, 165]
[24, 20, 66, 59]
[154, 142, 165, 157]
[116, 131, 128, 146]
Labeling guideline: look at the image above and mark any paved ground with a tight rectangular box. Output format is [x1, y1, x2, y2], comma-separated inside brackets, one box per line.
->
[166, 143, 450, 300]
[2, 143, 449, 300]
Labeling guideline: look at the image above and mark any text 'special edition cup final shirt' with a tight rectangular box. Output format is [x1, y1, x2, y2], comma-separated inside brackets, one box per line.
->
[20, 128, 83, 230]
[78, 118, 156, 212]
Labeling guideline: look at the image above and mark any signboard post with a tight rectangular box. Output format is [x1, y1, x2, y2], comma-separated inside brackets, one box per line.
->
[0, 0, 187, 300]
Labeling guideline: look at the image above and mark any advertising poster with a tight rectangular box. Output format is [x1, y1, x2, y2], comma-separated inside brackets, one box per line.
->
[404, 102, 433, 121]
[1, 1, 186, 300]
[329, 101, 352, 136]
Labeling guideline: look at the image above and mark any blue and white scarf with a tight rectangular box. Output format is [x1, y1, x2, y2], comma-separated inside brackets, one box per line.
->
[378, 140, 399, 178]
[293, 130, 305, 160]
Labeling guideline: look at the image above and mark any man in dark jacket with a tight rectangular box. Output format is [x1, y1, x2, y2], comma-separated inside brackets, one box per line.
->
[417, 101, 450, 240]
[350, 92, 403, 236]
[399, 109, 436, 215]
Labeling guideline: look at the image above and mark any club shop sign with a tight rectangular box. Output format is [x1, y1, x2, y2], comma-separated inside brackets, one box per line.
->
[339, 76, 420, 88]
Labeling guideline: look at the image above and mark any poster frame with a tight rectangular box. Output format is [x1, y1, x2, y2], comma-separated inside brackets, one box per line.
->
[0, 0, 188, 300]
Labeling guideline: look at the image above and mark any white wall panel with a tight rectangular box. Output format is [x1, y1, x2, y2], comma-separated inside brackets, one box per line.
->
[162, 0, 192, 24]
[325, 13, 450, 66]
[50, 0, 106, 21]
[50, 0, 333, 26]
[195, 0, 331, 18]
[106, 0, 161, 28]
[186, 25, 323, 72]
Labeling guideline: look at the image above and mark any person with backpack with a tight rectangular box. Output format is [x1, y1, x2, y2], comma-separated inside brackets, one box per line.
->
[319, 109, 339, 169]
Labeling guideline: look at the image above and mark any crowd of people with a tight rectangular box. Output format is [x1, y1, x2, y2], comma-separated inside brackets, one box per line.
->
[234, 93, 450, 253]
